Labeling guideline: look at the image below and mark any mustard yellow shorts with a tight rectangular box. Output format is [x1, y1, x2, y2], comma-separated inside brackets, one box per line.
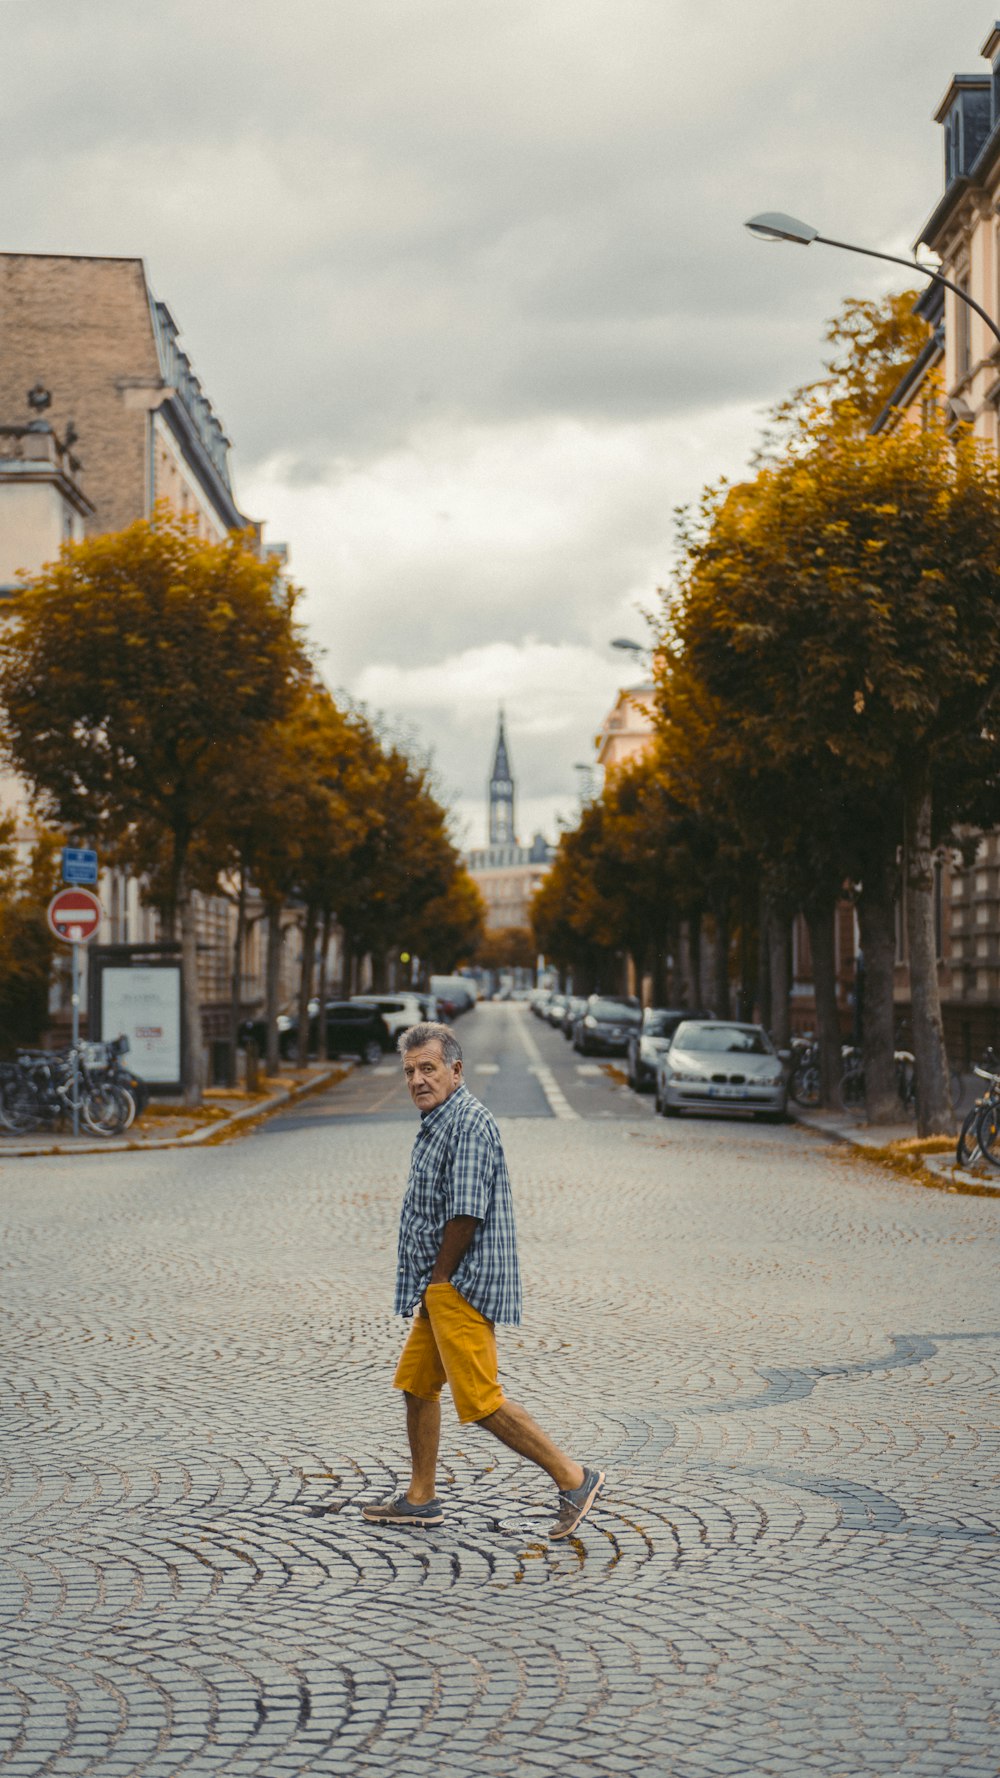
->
[393, 1281, 505, 1424]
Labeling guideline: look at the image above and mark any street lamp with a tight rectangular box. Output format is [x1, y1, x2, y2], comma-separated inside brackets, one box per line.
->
[744, 212, 1000, 353]
[611, 637, 645, 654]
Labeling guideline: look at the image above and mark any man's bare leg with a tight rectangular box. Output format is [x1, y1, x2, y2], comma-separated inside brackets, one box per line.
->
[404, 1391, 441, 1503]
[478, 1399, 585, 1491]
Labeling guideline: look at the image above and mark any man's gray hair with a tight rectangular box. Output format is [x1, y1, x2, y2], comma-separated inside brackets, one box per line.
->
[398, 1022, 463, 1067]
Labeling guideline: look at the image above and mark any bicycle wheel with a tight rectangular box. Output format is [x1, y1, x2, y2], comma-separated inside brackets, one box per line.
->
[82, 1084, 134, 1136]
[790, 1062, 820, 1108]
[975, 1098, 1000, 1169]
[0, 1076, 39, 1133]
[956, 1105, 982, 1168]
[837, 1067, 865, 1113]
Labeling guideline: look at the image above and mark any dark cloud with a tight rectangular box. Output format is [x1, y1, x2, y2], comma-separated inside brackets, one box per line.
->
[2, 0, 992, 828]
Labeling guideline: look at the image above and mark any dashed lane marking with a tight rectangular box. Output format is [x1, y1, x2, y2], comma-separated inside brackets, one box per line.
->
[475, 1064, 500, 1074]
[575, 1063, 603, 1076]
[513, 1015, 579, 1119]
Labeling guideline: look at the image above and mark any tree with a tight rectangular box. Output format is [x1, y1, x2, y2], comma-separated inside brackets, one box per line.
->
[0, 819, 61, 1055]
[664, 424, 1000, 1131]
[476, 926, 536, 973]
[409, 869, 486, 975]
[756, 288, 930, 459]
[0, 510, 306, 1102]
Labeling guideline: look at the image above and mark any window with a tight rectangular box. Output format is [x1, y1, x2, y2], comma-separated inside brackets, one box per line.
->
[956, 274, 972, 378]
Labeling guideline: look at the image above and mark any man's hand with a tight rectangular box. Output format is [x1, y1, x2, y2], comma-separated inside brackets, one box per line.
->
[420, 1215, 480, 1312]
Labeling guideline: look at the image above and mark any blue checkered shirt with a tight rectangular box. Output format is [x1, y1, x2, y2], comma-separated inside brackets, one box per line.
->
[394, 1083, 522, 1325]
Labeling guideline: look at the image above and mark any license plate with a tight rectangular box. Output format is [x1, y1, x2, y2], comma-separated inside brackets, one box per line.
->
[708, 1085, 746, 1099]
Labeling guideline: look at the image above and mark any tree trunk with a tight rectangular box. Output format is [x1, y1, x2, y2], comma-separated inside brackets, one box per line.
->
[686, 910, 702, 1007]
[904, 768, 954, 1135]
[371, 949, 388, 992]
[757, 882, 772, 1032]
[229, 864, 248, 1074]
[652, 935, 668, 1006]
[317, 908, 332, 1062]
[265, 903, 283, 1076]
[178, 871, 203, 1108]
[804, 899, 841, 1109]
[711, 891, 730, 1019]
[856, 850, 901, 1123]
[767, 902, 791, 1050]
[297, 901, 318, 1064]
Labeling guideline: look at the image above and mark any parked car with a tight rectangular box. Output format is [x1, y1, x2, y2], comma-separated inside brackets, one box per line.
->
[626, 1007, 714, 1092]
[429, 975, 477, 1017]
[546, 993, 569, 1028]
[654, 1020, 787, 1121]
[239, 1000, 391, 1064]
[571, 994, 641, 1056]
[561, 995, 588, 1039]
[351, 992, 424, 1042]
[530, 989, 554, 1018]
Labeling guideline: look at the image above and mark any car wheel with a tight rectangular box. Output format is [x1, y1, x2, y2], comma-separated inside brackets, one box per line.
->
[362, 1039, 382, 1065]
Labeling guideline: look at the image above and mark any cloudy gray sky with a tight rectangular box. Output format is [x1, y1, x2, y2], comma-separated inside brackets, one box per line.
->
[1, 0, 992, 842]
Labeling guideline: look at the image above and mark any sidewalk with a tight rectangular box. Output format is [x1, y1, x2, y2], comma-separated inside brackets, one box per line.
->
[790, 1101, 1000, 1196]
[0, 1060, 351, 1159]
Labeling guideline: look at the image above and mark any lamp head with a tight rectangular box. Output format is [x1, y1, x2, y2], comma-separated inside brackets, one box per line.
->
[611, 637, 644, 653]
[745, 212, 819, 245]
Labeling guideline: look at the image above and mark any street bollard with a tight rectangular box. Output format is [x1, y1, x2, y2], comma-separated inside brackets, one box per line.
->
[245, 1037, 260, 1095]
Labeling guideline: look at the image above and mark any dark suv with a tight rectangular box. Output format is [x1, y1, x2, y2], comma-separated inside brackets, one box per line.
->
[626, 1007, 714, 1092]
[240, 1000, 390, 1063]
[571, 994, 641, 1056]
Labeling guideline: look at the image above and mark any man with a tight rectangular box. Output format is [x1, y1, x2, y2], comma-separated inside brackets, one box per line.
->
[362, 1021, 604, 1539]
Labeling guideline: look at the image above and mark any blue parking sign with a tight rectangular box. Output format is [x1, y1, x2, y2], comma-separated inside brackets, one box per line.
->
[62, 847, 99, 885]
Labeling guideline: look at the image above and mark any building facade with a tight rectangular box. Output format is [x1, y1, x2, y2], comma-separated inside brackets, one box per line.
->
[0, 255, 302, 1063]
[466, 715, 554, 930]
[869, 23, 1000, 1063]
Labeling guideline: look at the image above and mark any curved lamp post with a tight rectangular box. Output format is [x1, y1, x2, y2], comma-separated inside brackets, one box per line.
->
[745, 211, 1000, 353]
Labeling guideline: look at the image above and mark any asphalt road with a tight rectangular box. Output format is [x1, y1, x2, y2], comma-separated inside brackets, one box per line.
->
[2, 1002, 999, 1777]
[267, 997, 653, 1127]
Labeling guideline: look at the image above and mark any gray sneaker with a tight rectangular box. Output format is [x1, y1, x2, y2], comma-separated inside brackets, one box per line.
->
[361, 1493, 444, 1527]
[549, 1466, 605, 1540]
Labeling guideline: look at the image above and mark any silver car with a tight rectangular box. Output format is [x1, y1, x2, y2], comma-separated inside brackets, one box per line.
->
[654, 1020, 787, 1121]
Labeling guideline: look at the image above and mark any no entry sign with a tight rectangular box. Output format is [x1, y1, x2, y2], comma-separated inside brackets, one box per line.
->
[47, 886, 102, 944]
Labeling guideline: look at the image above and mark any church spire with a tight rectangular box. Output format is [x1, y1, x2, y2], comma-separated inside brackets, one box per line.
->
[489, 708, 515, 845]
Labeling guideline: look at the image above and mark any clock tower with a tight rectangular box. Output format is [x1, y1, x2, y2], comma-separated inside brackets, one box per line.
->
[488, 709, 515, 845]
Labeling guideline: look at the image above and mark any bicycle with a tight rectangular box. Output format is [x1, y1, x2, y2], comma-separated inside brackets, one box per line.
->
[2, 1046, 134, 1137]
[837, 1045, 917, 1118]
[788, 1034, 821, 1108]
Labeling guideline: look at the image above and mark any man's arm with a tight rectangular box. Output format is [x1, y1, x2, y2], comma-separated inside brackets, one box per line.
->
[425, 1215, 480, 1293]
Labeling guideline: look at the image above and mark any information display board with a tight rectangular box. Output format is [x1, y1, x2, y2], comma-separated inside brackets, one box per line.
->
[101, 964, 182, 1086]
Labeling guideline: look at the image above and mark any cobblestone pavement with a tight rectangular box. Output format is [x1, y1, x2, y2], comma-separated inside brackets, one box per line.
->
[2, 1009, 999, 1776]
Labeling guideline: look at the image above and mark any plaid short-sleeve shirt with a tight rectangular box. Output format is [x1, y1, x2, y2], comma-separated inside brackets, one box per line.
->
[394, 1083, 522, 1326]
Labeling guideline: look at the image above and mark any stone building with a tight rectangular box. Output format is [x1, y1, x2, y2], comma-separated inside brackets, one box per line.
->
[868, 22, 1000, 1063]
[466, 714, 554, 930]
[0, 254, 303, 1064]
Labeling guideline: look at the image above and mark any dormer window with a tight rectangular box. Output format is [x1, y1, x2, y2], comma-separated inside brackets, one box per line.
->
[937, 76, 992, 187]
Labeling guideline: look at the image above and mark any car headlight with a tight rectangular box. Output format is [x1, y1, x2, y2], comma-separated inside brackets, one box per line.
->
[583, 1015, 597, 1028]
[762, 1071, 784, 1087]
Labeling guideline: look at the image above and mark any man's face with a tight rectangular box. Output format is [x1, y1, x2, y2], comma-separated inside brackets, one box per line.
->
[402, 1040, 462, 1113]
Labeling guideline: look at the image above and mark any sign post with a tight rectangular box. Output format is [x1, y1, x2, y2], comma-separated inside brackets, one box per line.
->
[47, 886, 103, 1138]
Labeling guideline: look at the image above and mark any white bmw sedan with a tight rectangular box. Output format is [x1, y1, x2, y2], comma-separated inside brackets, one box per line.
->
[654, 1020, 787, 1122]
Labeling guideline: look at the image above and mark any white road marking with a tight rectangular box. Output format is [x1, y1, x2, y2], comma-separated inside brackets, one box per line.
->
[575, 1063, 602, 1076]
[514, 1015, 580, 1120]
[372, 1065, 397, 1076]
[475, 1063, 500, 1074]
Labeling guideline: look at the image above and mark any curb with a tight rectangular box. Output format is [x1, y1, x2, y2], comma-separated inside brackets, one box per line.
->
[789, 1104, 1000, 1197]
[0, 1063, 351, 1161]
